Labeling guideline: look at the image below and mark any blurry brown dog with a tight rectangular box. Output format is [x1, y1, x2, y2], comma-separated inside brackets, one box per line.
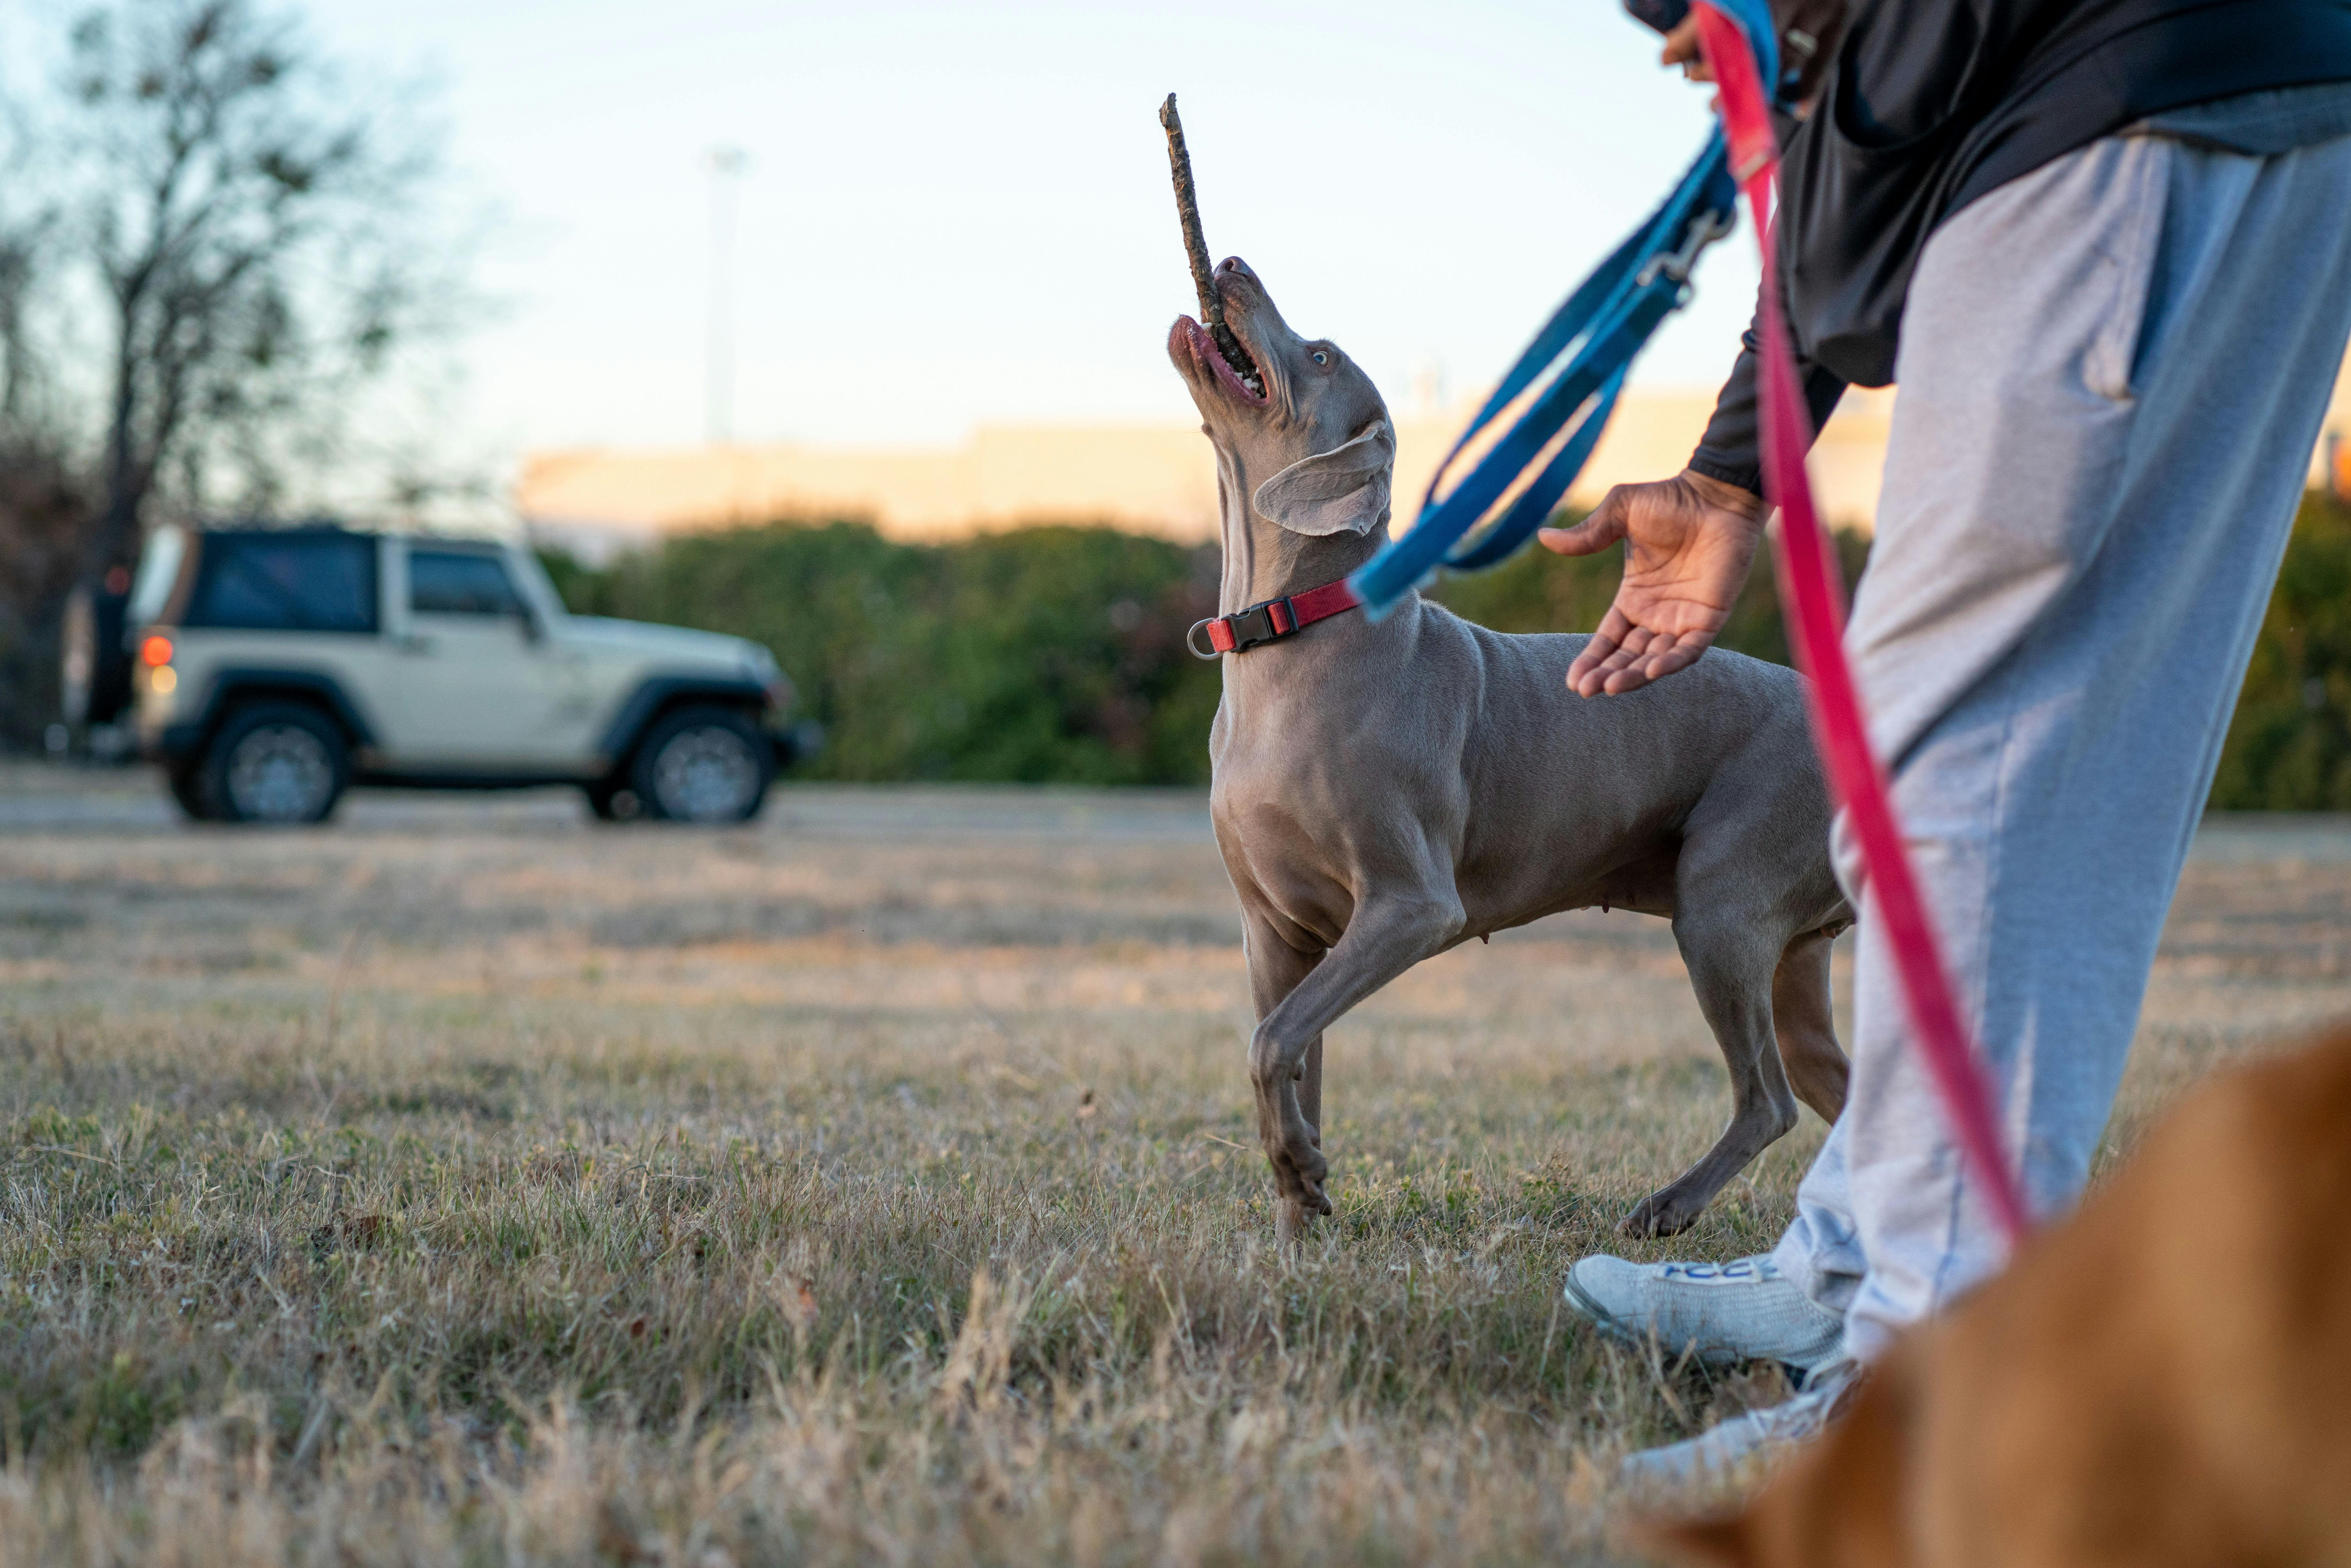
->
[1640, 1020, 2351, 1568]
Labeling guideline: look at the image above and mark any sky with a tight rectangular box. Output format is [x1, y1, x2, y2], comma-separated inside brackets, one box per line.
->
[295, 1, 1760, 464]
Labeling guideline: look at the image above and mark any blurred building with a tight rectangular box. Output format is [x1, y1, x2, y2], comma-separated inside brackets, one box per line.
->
[517, 348, 2351, 556]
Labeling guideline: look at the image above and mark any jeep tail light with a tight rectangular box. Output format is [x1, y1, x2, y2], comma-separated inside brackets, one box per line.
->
[140, 634, 173, 667]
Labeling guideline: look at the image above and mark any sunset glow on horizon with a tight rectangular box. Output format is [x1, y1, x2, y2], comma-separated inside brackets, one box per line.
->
[296, 0, 1760, 467]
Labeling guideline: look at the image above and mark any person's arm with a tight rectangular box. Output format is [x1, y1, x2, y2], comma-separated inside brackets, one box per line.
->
[1543, 1, 1858, 697]
[1688, 326, 1849, 497]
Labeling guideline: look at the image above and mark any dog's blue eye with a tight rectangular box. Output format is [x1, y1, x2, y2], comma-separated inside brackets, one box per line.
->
[1311, 351, 1330, 366]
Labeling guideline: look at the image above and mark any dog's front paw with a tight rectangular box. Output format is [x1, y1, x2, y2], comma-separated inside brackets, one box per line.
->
[1274, 1169, 1332, 1250]
[1283, 1125, 1331, 1210]
[1275, 1197, 1323, 1248]
[1268, 1144, 1331, 1227]
[1252, 1069, 1333, 1231]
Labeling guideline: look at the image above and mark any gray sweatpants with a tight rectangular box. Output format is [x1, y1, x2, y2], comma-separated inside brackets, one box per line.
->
[1770, 130, 2351, 1363]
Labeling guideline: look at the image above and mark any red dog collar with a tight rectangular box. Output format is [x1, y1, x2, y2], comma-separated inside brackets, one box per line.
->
[1187, 579, 1363, 658]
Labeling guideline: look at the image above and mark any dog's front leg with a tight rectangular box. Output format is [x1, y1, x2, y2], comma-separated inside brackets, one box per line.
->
[1250, 894, 1461, 1244]
[1244, 910, 1325, 1097]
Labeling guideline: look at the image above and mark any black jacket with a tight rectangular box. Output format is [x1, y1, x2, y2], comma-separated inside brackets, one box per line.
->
[1687, 0, 2351, 494]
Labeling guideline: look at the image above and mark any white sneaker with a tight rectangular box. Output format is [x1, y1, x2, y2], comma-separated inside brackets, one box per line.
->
[1562, 1253, 1845, 1373]
[1616, 1360, 1863, 1487]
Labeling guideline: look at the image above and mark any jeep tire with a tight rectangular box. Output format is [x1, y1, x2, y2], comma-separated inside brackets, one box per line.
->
[203, 702, 350, 825]
[631, 705, 771, 823]
[165, 761, 223, 822]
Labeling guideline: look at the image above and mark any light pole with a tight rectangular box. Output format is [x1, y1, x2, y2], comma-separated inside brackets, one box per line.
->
[706, 144, 748, 446]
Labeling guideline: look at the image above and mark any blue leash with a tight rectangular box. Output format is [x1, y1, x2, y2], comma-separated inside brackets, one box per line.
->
[1348, 0, 1782, 614]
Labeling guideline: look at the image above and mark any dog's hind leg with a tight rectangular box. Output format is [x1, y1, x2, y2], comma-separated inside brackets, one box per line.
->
[1248, 892, 1461, 1243]
[1622, 913, 1802, 1238]
[1773, 927, 1849, 1124]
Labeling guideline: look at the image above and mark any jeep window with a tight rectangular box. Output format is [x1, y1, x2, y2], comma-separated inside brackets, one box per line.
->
[409, 550, 523, 616]
[184, 532, 378, 632]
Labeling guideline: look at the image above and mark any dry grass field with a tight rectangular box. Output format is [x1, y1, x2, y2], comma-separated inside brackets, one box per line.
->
[2, 764, 2347, 1566]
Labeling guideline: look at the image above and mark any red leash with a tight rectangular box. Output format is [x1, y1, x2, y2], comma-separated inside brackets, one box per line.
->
[1693, 1, 2031, 1246]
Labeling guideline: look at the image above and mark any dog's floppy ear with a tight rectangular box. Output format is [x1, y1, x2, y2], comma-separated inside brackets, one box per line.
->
[1252, 419, 1393, 537]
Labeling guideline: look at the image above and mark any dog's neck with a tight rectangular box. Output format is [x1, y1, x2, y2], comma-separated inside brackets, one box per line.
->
[1209, 444, 1399, 614]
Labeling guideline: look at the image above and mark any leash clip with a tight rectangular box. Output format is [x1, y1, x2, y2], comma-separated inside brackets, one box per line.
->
[1228, 599, 1285, 651]
[1189, 596, 1305, 658]
[1635, 208, 1736, 289]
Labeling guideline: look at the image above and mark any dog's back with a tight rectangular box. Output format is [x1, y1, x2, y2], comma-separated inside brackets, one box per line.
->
[1644, 1021, 2351, 1568]
[1435, 605, 1839, 932]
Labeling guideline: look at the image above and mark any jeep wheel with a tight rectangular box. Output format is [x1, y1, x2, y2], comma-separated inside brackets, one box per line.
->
[631, 706, 771, 823]
[205, 703, 349, 825]
[166, 761, 223, 822]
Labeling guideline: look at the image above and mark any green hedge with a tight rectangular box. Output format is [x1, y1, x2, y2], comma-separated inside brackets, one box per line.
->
[2210, 491, 2351, 810]
[542, 496, 2349, 806]
[543, 522, 1224, 785]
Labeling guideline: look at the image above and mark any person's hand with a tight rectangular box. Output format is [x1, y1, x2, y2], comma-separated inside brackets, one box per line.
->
[1538, 469, 1767, 697]
[1660, 11, 1714, 80]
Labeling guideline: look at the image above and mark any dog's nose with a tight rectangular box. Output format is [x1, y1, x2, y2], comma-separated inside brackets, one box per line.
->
[1216, 256, 1254, 282]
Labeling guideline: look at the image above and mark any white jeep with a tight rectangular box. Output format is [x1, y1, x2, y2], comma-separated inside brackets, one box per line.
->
[125, 525, 809, 825]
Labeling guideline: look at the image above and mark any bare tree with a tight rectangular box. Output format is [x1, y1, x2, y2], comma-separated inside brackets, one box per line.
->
[0, 101, 58, 436]
[0, 95, 77, 749]
[0, 445, 94, 748]
[0, 0, 467, 745]
[0, 227, 46, 430]
[67, 0, 445, 575]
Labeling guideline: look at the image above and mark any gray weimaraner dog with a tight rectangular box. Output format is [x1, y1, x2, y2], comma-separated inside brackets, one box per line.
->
[1167, 256, 1853, 1244]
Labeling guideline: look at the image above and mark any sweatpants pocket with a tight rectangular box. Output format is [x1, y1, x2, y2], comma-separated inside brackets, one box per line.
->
[2083, 137, 2169, 403]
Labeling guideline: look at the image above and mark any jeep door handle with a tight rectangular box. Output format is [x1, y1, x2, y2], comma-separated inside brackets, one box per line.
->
[397, 633, 433, 654]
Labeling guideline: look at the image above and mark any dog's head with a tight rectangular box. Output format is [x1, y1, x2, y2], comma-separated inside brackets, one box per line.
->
[1166, 257, 1393, 541]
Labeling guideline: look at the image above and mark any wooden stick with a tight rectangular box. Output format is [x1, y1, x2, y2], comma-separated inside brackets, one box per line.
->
[1159, 94, 1260, 390]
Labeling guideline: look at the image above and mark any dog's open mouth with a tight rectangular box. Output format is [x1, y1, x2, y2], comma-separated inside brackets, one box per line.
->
[1183, 316, 1266, 404]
